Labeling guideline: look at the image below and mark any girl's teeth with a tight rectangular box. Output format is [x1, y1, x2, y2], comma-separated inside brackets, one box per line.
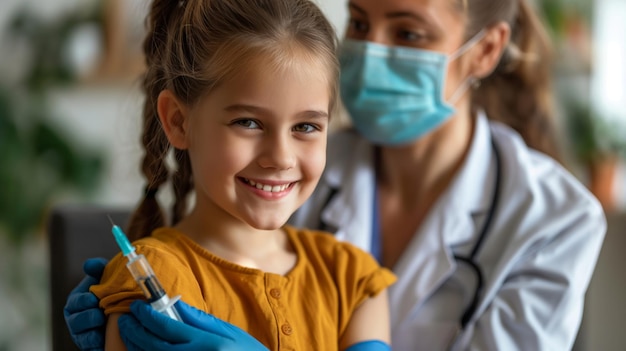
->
[246, 178, 289, 192]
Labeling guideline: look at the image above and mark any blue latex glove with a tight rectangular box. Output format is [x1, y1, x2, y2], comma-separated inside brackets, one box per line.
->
[118, 299, 269, 351]
[344, 340, 391, 351]
[63, 257, 108, 351]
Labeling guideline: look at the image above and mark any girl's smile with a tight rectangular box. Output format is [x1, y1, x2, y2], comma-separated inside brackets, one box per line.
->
[239, 177, 297, 199]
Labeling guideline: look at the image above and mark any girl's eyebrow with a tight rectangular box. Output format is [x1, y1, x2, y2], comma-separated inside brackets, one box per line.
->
[224, 104, 271, 115]
[224, 104, 329, 119]
[297, 110, 330, 120]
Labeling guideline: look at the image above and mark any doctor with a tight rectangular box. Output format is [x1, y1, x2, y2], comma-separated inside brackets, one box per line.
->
[65, 0, 606, 349]
[292, 0, 605, 349]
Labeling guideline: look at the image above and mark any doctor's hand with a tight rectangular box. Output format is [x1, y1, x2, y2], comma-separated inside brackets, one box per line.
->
[63, 257, 108, 350]
[119, 299, 270, 351]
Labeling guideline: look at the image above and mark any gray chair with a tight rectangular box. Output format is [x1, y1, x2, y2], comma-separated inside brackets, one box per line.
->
[573, 211, 626, 351]
[48, 205, 131, 351]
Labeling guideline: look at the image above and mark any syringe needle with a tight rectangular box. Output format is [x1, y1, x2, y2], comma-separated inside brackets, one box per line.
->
[106, 214, 115, 226]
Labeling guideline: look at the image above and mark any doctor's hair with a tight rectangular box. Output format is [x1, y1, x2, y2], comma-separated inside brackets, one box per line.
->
[126, 0, 339, 241]
[458, 0, 562, 163]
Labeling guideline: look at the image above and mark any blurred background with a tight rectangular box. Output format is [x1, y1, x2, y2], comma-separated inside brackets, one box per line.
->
[0, 0, 624, 350]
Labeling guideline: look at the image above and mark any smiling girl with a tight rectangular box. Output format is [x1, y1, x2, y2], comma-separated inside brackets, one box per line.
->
[89, 1, 395, 350]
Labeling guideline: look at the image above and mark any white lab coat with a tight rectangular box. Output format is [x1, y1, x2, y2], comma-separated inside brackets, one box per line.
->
[289, 112, 606, 350]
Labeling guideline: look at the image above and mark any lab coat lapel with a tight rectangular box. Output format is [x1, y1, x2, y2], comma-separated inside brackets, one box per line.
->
[319, 131, 377, 252]
[389, 204, 472, 329]
[389, 113, 496, 329]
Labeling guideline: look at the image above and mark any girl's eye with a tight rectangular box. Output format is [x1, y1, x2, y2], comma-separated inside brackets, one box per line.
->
[233, 119, 260, 129]
[293, 123, 318, 133]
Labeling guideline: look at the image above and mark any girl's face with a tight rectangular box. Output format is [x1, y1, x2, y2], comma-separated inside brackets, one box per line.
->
[183, 53, 331, 231]
[345, 0, 471, 100]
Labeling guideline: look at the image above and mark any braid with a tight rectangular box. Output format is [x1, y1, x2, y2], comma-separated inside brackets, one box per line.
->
[126, 68, 170, 241]
[126, 0, 181, 241]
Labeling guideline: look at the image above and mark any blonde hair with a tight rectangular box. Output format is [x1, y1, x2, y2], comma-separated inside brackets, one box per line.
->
[127, 0, 339, 240]
[459, 0, 561, 163]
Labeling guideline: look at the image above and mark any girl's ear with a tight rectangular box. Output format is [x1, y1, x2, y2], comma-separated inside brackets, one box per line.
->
[157, 90, 190, 149]
[470, 21, 511, 78]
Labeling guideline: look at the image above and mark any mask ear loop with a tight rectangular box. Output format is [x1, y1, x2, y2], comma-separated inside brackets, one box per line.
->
[447, 29, 487, 105]
[448, 77, 475, 105]
[449, 29, 487, 61]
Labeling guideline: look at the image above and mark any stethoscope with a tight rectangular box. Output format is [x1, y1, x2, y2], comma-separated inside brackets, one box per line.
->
[319, 137, 502, 333]
[454, 137, 501, 331]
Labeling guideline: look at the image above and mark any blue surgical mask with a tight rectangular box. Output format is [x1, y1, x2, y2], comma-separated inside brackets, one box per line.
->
[339, 31, 485, 145]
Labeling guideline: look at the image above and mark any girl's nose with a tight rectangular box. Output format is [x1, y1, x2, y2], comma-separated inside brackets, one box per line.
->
[257, 133, 296, 170]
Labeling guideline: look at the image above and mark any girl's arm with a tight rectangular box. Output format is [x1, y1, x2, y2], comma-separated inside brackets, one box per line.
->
[104, 313, 127, 351]
[339, 289, 391, 350]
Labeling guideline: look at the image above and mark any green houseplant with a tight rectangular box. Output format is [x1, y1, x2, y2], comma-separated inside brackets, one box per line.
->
[564, 97, 626, 211]
[539, 0, 626, 211]
[1, 4, 105, 247]
[0, 87, 103, 246]
[0, 5, 106, 350]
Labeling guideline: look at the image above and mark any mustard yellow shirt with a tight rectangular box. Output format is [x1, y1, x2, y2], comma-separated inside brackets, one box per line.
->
[91, 225, 396, 350]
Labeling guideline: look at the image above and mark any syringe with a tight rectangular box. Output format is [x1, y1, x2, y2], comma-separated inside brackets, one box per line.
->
[108, 216, 182, 322]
